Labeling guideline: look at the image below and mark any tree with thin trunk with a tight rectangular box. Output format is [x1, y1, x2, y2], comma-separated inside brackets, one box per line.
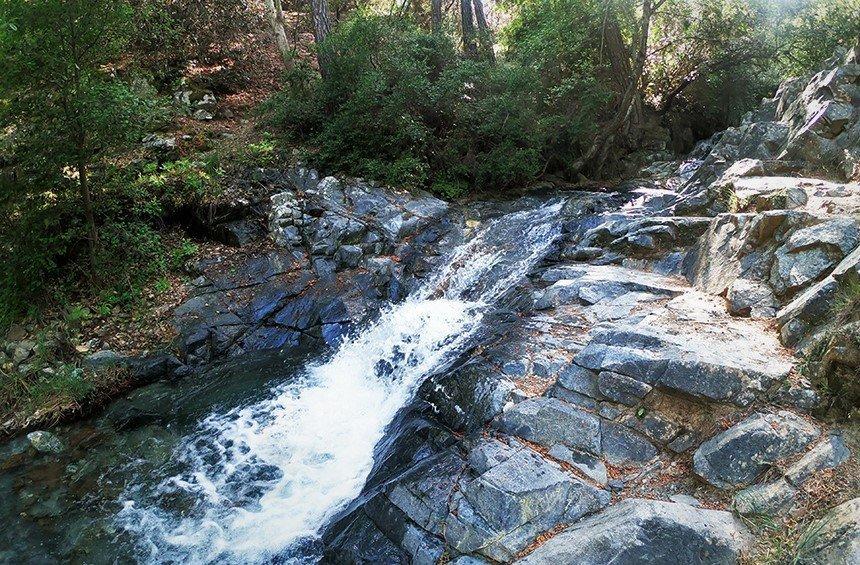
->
[1, 0, 151, 271]
[264, 0, 292, 67]
[571, 0, 666, 177]
[310, 0, 333, 75]
[460, 0, 478, 58]
[431, 0, 443, 33]
[472, 0, 495, 62]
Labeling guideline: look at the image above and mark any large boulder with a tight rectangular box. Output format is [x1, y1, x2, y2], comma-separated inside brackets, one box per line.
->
[446, 443, 610, 562]
[516, 499, 752, 565]
[495, 397, 601, 455]
[693, 411, 819, 488]
[797, 498, 860, 565]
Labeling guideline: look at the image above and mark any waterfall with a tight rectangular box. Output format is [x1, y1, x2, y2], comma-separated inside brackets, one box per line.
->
[117, 202, 563, 564]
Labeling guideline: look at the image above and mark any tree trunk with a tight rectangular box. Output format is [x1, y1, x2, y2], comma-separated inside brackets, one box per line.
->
[78, 158, 98, 271]
[431, 0, 443, 33]
[460, 0, 478, 59]
[310, 0, 333, 76]
[264, 0, 292, 66]
[571, 0, 659, 177]
[473, 0, 495, 62]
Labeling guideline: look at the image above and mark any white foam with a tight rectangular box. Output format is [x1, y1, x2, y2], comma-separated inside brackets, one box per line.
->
[117, 201, 562, 563]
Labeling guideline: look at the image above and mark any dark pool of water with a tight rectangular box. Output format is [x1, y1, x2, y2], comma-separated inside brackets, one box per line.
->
[0, 349, 308, 564]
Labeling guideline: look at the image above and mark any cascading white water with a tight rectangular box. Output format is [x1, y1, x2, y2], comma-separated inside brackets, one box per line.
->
[117, 202, 563, 564]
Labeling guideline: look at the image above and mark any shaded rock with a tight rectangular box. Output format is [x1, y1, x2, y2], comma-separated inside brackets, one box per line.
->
[601, 421, 658, 464]
[516, 499, 752, 565]
[555, 364, 600, 398]
[693, 411, 819, 488]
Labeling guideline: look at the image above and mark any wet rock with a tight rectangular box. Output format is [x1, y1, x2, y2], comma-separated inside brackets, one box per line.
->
[102, 382, 175, 430]
[495, 397, 601, 455]
[693, 411, 820, 488]
[516, 499, 752, 565]
[797, 497, 859, 565]
[27, 431, 64, 454]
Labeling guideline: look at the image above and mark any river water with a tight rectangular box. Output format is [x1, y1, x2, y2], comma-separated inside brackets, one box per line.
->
[0, 202, 564, 564]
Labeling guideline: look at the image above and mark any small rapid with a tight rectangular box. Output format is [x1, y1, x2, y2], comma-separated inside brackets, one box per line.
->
[117, 202, 564, 563]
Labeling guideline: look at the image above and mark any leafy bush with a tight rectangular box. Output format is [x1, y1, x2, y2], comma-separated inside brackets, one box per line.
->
[273, 10, 607, 195]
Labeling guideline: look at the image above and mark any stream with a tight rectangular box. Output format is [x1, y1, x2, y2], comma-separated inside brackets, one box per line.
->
[0, 201, 564, 564]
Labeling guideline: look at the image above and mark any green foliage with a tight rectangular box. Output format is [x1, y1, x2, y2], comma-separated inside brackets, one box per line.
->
[135, 158, 224, 211]
[170, 239, 199, 271]
[273, 10, 606, 194]
[776, 0, 860, 77]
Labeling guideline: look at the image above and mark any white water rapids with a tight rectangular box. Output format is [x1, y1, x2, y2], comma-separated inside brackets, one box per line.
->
[117, 202, 563, 563]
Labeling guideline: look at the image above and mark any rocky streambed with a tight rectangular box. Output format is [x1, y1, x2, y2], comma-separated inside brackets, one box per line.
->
[1, 48, 860, 564]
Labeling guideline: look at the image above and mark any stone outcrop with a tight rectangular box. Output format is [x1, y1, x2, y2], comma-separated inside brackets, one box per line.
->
[692, 411, 820, 488]
[796, 497, 860, 564]
[169, 167, 454, 365]
[323, 51, 858, 562]
[517, 499, 752, 565]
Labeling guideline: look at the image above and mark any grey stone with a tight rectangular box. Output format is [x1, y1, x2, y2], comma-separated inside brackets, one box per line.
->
[536, 265, 684, 309]
[496, 397, 601, 455]
[786, 435, 851, 486]
[734, 479, 798, 516]
[27, 431, 64, 454]
[334, 245, 363, 269]
[670, 494, 702, 507]
[549, 385, 598, 410]
[468, 439, 519, 475]
[787, 219, 860, 256]
[516, 499, 752, 565]
[727, 279, 779, 318]
[597, 371, 652, 406]
[797, 498, 859, 565]
[83, 349, 127, 371]
[447, 449, 610, 562]
[693, 411, 820, 488]
[601, 421, 658, 464]
[575, 322, 791, 406]
[771, 246, 837, 296]
[548, 444, 608, 485]
[556, 364, 600, 398]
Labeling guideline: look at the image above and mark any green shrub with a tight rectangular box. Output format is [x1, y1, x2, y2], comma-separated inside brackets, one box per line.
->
[273, 10, 606, 195]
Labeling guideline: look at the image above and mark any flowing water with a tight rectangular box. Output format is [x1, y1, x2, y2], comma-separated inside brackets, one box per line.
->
[0, 202, 564, 564]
